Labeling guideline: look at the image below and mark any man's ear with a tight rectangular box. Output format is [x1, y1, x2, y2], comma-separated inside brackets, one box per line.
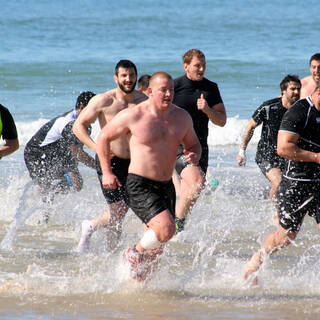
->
[113, 74, 118, 84]
[183, 63, 188, 72]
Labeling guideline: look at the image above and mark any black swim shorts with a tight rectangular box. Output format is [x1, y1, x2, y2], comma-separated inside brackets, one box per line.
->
[175, 145, 207, 176]
[255, 151, 286, 176]
[277, 177, 320, 232]
[96, 154, 130, 204]
[125, 173, 176, 224]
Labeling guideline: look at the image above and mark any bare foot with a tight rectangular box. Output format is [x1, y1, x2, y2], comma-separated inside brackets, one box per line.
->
[243, 251, 263, 284]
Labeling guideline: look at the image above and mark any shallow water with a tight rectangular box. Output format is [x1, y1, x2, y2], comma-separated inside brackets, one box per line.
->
[1, 149, 320, 319]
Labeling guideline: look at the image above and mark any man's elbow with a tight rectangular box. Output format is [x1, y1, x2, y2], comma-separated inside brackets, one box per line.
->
[13, 140, 19, 152]
[220, 117, 227, 127]
[277, 145, 288, 159]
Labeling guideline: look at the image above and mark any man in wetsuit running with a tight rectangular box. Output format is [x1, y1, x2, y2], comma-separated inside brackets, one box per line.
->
[73, 60, 146, 252]
[236, 75, 301, 203]
[24, 92, 96, 213]
[243, 83, 320, 283]
[173, 49, 227, 232]
[96, 72, 201, 281]
[0, 104, 19, 159]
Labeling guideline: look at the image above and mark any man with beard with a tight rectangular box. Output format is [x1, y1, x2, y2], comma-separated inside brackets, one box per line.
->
[236, 75, 301, 204]
[300, 53, 320, 99]
[73, 60, 147, 252]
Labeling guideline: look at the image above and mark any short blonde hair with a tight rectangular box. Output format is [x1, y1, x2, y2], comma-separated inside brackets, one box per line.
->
[183, 49, 205, 65]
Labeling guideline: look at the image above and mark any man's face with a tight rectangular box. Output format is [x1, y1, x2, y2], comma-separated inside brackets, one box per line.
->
[313, 87, 320, 108]
[184, 56, 206, 81]
[115, 67, 137, 94]
[310, 59, 320, 83]
[150, 77, 174, 109]
[283, 81, 301, 106]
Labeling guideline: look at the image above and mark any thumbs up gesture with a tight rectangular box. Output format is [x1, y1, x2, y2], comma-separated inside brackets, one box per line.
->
[197, 93, 208, 112]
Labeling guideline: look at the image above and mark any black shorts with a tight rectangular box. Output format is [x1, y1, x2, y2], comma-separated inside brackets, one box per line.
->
[175, 145, 207, 176]
[24, 150, 77, 192]
[255, 152, 286, 176]
[125, 173, 176, 224]
[277, 177, 320, 232]
[96, 154, 130, 204]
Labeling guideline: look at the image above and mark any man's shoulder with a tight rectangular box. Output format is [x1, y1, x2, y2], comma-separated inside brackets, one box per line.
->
[301, 75, 312, 84]
[92, 90, 116, 109]
[202, 77, 218, 87]
[261, 97, 281, 107]
[0, 104, 10, 115]
[133, 90, 148, 104]
[171, 103, 192, 119]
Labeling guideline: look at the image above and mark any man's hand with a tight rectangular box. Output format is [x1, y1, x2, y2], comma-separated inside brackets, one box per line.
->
[197, 93, 209, 112]
[236, 149, 246, 166]
[184, 149, 199, 165]
[102, 172, 122, 189]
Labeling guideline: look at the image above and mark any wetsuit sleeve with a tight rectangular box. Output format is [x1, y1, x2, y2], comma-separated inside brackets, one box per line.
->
[251, 104, 266, 126]
[279, 104, 305, 135]
[0, 106, 18, 139]
[206, 83, 223, 107]
[61, 121, 82, 146]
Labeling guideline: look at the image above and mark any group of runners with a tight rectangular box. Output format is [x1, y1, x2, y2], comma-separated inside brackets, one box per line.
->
[1, 50, 320, 283]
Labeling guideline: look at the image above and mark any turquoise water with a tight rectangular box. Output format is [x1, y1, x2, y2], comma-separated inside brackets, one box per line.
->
[1, 1, 320, 319]
[1, 0, 318, 123]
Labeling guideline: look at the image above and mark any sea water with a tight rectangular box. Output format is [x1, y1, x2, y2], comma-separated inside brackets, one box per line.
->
[1, 0, 320, 319]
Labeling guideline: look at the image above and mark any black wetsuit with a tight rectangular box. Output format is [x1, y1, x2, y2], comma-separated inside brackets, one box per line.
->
[277, 96, 320, 232]
[24, 110, 87, 191]
[252, 97, 287, 175]
[173, 75, 223, 174]
[0, 104, 18, 141]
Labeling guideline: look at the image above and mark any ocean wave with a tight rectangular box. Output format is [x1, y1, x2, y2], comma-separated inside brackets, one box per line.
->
[13, 116, 261, 148]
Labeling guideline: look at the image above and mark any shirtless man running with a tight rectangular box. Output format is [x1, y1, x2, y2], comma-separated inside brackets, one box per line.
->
[300, 53, 320, 99]
[73, 60, 146, 252]
[96, 72, 201, 281]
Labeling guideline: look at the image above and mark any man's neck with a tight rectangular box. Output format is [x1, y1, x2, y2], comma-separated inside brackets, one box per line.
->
[115, 87, 136, 102]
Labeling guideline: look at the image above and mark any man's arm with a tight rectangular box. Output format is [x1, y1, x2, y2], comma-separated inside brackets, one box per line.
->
[197, 94, 226, 127]
[236, 118, 258, 166]
[69, 145, 96, 169]
[0, 138, 19, 159]
[181, 117, 202, 165]
[73, 94, 110, 153]
[96, 110, 130, 189]
[277, 130, 320, 164]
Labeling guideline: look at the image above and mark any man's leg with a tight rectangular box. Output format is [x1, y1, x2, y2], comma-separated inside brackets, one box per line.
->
[126, 210, 175, 281]
[265, 167, 282, 204]
[265, 167, 282, 225]
[77, 200, 128, 252]
[244, 224, 297, 283]
[175, 166, 205, 232]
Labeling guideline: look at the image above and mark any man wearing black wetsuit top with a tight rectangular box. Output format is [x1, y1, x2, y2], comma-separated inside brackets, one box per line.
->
[173, 49, 226, 232]
[236, 75, 301, 204]
[0, 104, 19, 159]
[24, 92, 96, 200]
[243, 84, 320, 283]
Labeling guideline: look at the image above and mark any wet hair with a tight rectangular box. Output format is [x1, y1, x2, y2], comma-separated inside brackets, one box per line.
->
[75, 91, 96, 110]
[115, 60, 137, 76]
[183, 49, 205, 65]
[138, 74, 151, 91]
[309, 53, 320, 65]
[280, 74, 301, 92]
